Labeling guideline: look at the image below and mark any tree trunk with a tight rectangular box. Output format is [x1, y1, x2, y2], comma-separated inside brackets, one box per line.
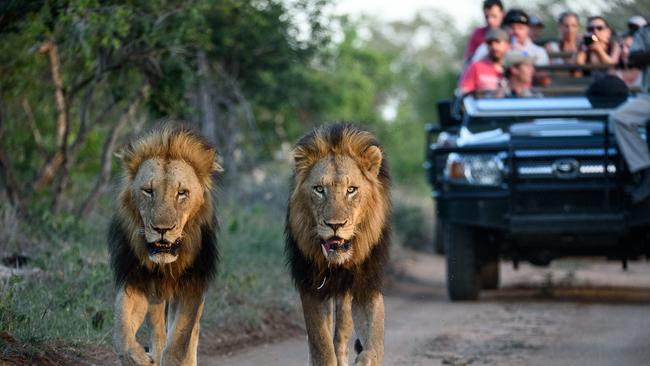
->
[39, 40, 67, 146]
[34, 40, 69, 191]
[52, 84, 96, 213]
[197, 50, 217, 143]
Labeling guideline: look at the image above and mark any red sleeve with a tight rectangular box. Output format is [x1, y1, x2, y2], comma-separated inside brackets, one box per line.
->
[459, 62, 478, 93]
[464, 28, 485, 60]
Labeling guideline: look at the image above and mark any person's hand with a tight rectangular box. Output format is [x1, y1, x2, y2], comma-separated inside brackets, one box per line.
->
[588, 40, 606, 53]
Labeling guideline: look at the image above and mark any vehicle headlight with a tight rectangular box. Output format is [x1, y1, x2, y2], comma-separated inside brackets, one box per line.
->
[444, 153, 504, 186]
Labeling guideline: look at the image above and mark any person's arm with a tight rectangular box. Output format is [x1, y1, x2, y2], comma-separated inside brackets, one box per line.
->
[573, 45, 587, 77]
[589, 41, 616, 65]
[463, 28, 482, 61]
[608, 41, 621, 65]
[459, 63, 478, 95]
[471, 44, 488, 64]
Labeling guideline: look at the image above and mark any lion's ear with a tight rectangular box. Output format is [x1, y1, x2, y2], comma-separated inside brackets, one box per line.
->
[115, 144, 138, 176]
[293, 146, 313, 175]
[362, 145, 383, 177]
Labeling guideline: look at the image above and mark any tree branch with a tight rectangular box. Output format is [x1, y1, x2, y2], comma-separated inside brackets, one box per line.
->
[79, 84, 150, 216]
[21, 98, 46, 156]
[39, 40, 67, 147]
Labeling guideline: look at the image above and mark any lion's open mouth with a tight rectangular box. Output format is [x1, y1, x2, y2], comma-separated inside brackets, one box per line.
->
[321, 236, 351, 256]
[147, 239, 182, 256]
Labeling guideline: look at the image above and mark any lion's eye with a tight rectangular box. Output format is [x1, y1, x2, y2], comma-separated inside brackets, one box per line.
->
[313, 185, 325, 195]
[347, 186, 358, 194]
[141, 188, 153, 197]
[177, 190, 188, 198]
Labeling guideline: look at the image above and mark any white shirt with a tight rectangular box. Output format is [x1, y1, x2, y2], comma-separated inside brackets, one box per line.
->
[472, 37, 550, 66]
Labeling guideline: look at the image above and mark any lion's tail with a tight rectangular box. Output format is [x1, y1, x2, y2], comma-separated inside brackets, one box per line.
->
[354, 339, 363, 354]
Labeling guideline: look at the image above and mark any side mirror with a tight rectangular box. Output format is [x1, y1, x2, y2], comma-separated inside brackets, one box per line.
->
[436, 99, 462, 130]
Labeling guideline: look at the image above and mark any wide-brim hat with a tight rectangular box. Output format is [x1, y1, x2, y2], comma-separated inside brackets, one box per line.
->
[504, 50, 533, 68]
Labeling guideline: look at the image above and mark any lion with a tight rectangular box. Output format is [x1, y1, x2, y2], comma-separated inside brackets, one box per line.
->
[285, 123, 391, 366]
[107, 123, 222, 366]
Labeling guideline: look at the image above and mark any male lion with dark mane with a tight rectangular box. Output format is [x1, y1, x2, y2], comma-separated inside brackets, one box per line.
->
[108, 123, 221, 366]
[286, 123, 391, 366]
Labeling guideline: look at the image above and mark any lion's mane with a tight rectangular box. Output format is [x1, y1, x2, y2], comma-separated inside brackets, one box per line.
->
[285, 123, 391, 301]
[108, 124, 219, 299]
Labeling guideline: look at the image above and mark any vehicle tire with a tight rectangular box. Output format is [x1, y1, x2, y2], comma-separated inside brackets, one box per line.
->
[480, 260, 500, 290]
[445, 224, 480, 301]
[434, 216, 445, 255]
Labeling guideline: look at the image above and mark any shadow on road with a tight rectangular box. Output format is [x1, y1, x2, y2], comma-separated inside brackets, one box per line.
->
[388, 251, 650, 305]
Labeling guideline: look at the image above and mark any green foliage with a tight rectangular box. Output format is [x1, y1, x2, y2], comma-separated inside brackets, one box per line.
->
[0, 240, 113, 344]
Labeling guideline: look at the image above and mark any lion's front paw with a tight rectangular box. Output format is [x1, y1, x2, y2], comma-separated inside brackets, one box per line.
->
[353, 350, 379, 366]
[118, 347, 155, 366]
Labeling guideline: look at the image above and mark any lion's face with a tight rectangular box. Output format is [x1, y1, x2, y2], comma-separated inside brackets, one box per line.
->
[303, 155, 369, 265]
[131, 158, 205, 264]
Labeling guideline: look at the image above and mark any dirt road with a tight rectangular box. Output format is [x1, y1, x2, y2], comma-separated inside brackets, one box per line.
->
[206, 251, 650, 365]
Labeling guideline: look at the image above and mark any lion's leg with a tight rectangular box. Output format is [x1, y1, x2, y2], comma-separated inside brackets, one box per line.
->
[334, 292, 353, 366]
[113, 285, 153, 366]
[148, 300, 167, 365]
[161, 293, 204, 366]
[352, 292, 384, 366]
[300, 291, 337, 366]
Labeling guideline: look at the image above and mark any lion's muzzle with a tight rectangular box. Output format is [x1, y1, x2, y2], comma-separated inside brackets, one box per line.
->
[146, 238, 182, 264]
[147, 239, 182, 256]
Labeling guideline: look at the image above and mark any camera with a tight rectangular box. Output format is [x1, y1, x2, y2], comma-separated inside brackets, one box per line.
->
[583, 33, 599, 46]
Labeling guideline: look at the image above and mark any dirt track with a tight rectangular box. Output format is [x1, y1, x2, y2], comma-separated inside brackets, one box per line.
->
[206, 251, 650, 365]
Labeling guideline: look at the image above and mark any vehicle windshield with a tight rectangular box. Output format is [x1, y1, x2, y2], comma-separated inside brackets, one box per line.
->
[464, 96, 612, 133]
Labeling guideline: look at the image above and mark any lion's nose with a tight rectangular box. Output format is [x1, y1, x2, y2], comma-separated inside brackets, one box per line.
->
[325, 221, 347, 232]
[152, 224, 176, 236]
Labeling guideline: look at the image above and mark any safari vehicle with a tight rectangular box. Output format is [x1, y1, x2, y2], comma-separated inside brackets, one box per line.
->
[425, 95, 650, 301]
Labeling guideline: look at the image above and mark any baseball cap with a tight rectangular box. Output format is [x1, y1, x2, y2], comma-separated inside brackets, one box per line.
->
[529, 15, 544, 28]
[504, 50, 533, 68]
[503, 9, 530, 26]
[485, 28, 510, 43]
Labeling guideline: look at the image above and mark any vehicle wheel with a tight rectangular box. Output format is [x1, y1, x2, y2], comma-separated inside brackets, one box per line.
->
[480, 260, 500, 290]
[434, 216, 445, 255]
[445, 224, 480, 301]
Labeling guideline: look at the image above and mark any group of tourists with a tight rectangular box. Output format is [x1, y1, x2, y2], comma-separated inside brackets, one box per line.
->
[458, 0, 647, 98]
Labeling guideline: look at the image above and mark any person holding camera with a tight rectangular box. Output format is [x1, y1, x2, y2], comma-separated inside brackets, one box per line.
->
[611, 25, 650, 203]
[574, 16, 621, 78]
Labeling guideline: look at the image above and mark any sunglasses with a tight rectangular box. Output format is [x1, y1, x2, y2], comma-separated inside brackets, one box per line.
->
[587, 25, 606, 32]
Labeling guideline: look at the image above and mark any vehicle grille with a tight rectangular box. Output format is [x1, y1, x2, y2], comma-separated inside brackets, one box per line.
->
[512, 148, 619, 181]
[510, 148, 622, 214]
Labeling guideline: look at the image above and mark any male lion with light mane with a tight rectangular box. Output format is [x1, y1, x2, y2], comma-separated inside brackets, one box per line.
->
[108, 123, 221, 366]
[286, 123, 391, 366]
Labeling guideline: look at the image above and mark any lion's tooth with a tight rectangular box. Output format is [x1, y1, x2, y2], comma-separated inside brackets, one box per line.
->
[321, 244, 328, 258]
